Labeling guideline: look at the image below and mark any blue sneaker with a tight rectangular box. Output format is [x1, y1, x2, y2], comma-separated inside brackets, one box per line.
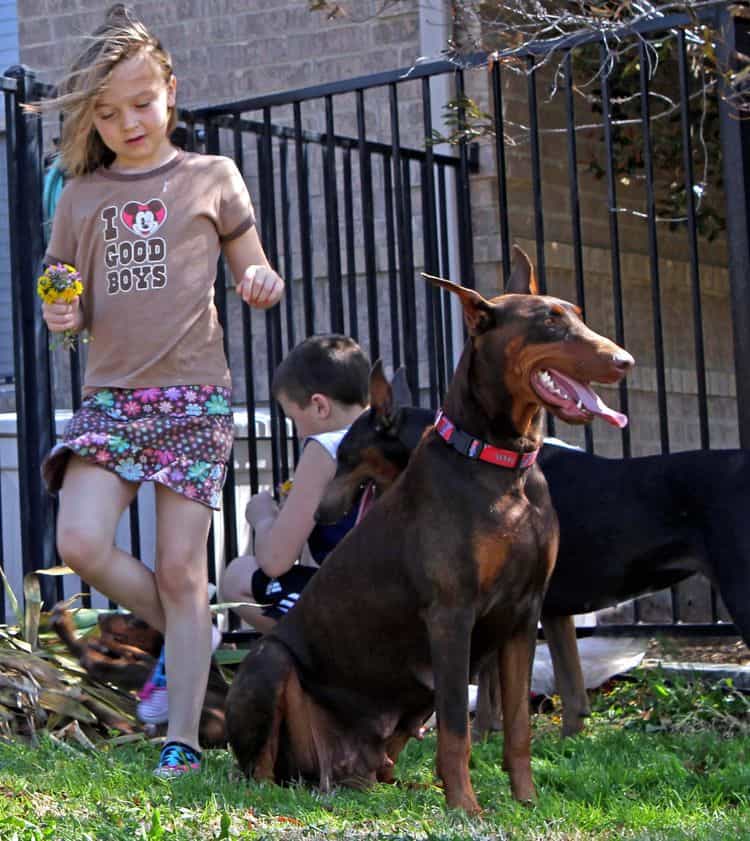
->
[153, 740, 202, 778]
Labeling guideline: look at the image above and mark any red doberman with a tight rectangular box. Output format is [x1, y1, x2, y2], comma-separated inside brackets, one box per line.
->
[225, 246, 633, 813]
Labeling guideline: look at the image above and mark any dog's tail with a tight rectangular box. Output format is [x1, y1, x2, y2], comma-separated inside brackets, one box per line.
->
[225, 635, 295, 779]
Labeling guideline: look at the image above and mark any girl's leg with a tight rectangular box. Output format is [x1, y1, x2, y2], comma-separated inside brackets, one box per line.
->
[57, 456, 166, 631]
[219, 555, 278, 634]
[154, 484, 213, 751]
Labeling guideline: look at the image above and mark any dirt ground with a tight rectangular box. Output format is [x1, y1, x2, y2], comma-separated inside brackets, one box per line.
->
[643, 636, 750, 666]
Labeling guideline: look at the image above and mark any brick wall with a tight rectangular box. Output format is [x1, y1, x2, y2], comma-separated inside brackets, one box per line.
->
[18, 1, 420, 105]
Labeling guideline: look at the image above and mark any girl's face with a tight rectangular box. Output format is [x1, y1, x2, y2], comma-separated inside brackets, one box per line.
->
[92, 50, 176, 171]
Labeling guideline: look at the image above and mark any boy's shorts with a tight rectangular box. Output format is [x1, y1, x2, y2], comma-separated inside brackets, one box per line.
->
[251, 565, 318, 619]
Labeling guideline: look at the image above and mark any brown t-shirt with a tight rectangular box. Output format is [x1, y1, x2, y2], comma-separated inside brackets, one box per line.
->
[45, 150, 255, 390]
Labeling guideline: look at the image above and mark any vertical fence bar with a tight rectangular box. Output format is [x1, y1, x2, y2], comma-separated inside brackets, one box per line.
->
[323, 95, 344, 334]
[356, 90, 379, 361]
[677, 31, 709, 450]
[37, 109, 63, 606]
[342, 147, 359, 341]
[400, 157, 420, 401]
[526, 57, 547, 295]
[437, 165, 455, 379]
[454, 70, 475, 291]
[260, 110, 285, 489]
[4, 68, 57, 611]
[491, 60, 512, 285]
[383, 153, 401, 368]
[233, 118, 260, 502]
[205, 119, 238, 580]
[233, 117, 256, 646]
[421, 76, 443, 405]
[526, 56, 554, 437]
[718, 8, 750, 448]
[564, 52, 593, 454]
[390, 83, 418, 395]
[293, 102, 315, 336]
[639, 40, 669, 455]
[279, 138, 296, 353]
[601, 46, 631, 458]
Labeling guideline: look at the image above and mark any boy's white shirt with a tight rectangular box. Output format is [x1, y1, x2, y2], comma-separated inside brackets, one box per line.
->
[303, 428, 349, 460]
[296, 428, 350, 566]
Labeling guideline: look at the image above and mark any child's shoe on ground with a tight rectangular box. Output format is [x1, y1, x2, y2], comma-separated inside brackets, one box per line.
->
[136, 625, 223, 726]
[137, 645, 167, 724]
[153, 740, 202, 778]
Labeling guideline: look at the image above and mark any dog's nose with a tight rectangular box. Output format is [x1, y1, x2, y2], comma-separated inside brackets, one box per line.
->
[612, 350, 635, 371]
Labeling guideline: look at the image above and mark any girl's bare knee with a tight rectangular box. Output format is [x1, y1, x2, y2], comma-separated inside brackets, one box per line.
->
[56, 523, 107, 577]
[155, 552, 207, 605]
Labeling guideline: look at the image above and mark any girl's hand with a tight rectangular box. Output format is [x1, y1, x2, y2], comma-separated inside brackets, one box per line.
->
[42, 296, 83, 334]
[237, 265, 284, 310]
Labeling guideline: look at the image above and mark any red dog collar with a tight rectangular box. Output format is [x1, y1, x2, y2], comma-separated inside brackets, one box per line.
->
[434, 410, 539, 469]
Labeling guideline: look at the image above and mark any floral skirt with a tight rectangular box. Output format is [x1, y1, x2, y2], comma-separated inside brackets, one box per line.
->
[42, 384, 234, 510]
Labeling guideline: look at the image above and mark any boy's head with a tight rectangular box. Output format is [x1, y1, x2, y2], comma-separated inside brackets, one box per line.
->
[272, 334, 369, 436]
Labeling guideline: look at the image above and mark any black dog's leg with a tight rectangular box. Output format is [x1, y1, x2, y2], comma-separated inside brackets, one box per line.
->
[473, 657, 503, 739]
[541, 613, 590, 737]
[426, 604, 481, 815]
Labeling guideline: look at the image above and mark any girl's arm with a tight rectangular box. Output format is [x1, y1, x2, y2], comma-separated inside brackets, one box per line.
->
[223, 225, 284, 310]
[248, 441, 337, 580]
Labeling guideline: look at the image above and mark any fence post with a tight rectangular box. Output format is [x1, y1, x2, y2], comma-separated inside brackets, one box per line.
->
[718, 10, 750, 449]
[4, 65, 57, 609]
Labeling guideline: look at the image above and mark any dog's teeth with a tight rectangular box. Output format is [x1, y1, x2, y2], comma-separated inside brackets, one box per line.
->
[577, 399, 583, 410]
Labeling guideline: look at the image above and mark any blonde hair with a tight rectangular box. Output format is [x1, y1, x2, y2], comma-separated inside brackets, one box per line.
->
[32, 4, 176, 176]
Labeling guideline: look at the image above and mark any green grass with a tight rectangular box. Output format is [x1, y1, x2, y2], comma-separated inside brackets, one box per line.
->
[0, 670, 748, 841]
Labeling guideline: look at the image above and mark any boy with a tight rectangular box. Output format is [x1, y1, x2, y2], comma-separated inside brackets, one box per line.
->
[220, 334, 370, 632]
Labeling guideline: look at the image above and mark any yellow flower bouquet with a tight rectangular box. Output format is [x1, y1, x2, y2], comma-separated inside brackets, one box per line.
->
[37, 262, 85, 351]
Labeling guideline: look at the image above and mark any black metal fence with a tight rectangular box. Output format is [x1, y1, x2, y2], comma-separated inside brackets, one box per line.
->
[2, 1, 749, 636]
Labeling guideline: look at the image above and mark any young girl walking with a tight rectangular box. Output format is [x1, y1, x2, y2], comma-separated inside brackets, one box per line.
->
[38, 4, 284, 777]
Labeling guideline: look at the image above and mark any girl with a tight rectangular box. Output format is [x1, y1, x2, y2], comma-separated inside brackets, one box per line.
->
[37, 4, 284, 777]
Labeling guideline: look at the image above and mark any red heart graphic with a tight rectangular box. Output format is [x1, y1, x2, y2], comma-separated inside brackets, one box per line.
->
[121, 199, 168, 237]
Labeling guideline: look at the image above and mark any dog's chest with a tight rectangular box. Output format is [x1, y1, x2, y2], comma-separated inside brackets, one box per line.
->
[472, 486, 551, 594]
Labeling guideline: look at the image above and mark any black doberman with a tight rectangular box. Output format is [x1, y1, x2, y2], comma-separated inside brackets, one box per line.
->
[322, 375, 750, 737]
[225, 246, 632, 812]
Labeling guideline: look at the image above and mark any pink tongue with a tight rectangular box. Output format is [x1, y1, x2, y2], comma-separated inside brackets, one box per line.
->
[355, 482, 377, 526]
[551, 369, 628, 429]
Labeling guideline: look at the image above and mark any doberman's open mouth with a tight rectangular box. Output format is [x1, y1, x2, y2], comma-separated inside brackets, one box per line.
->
[354, 480, 377, 526]
[531, 368, 628, 428]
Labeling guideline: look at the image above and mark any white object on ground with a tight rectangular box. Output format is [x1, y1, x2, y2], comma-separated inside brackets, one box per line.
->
[531, 636, 646, 697]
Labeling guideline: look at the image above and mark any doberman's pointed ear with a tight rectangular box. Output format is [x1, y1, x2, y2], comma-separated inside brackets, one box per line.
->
[505, 245, 539, 295]
[369, 360, 395, 424]
[422, 273, 494, 335]
[390, 366, 413, 409]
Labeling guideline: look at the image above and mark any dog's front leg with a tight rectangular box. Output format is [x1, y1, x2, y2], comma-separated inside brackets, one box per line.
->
[541, 613, 590, 736]
[425, 605, 481, 815]
[498, 626, 537, 803]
